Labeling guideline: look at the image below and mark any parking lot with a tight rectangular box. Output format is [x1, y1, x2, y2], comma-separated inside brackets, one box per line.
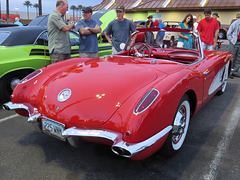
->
[1, 41, 240, 180]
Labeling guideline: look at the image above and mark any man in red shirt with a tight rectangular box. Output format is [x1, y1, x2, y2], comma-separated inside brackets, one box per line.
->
[153, 19, 159, 28]
[197, 9, 219, 51]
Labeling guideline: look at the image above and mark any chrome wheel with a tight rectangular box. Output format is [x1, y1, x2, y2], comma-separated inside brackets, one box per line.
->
[172, 99, 190, 150]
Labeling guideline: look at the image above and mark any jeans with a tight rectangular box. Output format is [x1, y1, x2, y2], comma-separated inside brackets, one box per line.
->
[146, 31, 154, 46]
[229, 41, 240, 73]
[202, 42, 214, 51]
[156, 36, 164, 47]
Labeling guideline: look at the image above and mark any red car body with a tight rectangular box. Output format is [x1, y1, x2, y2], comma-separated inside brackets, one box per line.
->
[3, 28, 233, 160]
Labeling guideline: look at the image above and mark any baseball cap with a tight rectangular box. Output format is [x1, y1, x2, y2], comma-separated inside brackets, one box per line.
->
[236, 13, 240, 18]
[213, 12, 219, 17]
[82, 6, 92, 13]
[116, 5, 125, 12]
[148, 15, 153, 19]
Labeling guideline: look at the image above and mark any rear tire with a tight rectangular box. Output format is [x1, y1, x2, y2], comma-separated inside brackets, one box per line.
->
[161, 94, 191, 156]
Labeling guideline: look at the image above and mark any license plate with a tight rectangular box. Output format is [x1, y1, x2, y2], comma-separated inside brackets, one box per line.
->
[42, 118, 66, 141]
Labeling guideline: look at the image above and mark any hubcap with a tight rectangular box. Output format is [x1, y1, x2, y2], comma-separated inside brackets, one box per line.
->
[172, 105, 186, 143]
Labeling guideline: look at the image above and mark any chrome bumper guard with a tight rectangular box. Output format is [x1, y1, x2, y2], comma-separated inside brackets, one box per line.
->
[3, 102, 172, 158]
[2, 102, 40, 122]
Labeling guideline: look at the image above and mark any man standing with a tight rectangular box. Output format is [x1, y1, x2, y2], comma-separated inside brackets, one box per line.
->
[227, 13, 240, 77]
[75, 7, 101, 58]
[105, 5, 136, 54]
[197, 9, 219, 51]
[153, 19, 159, 28]
[156, 18, 165, 47]
[193, 15, 198, 34]
[48, 0, 75, 64]
[146, 15, 154, 46]
[212, 12, 221, 27]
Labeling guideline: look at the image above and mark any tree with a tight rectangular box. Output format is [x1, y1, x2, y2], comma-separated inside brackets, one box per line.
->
[75, 7, 79, 19]
[6, 0, 9, 19]
[70, 5, 77, 21]
[23, 1, 32, 19]
[38, 0, 42, 16]
[33, 3, 39, 17]
[78, 5, 83, 18]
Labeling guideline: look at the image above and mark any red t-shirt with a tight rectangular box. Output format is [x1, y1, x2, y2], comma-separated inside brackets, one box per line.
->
[153, 20, 159, 28]
[197, 18, 220, 45]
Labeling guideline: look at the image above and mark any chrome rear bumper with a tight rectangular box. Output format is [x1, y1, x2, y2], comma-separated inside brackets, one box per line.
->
[3, 102, 172, 158]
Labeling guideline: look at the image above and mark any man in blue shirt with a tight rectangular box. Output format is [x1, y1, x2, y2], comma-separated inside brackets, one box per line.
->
[76, 6, 101, 58]
[156, 18, 165, 47]
[14, 17, 23, 26]
[105, 6, 136, 54]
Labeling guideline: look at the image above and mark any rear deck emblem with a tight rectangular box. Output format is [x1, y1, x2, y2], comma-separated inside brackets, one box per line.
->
[58, 89, 71, 102]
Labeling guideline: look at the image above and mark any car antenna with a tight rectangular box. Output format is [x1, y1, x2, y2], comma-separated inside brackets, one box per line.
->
[43, 15, 48, 67]
[43, 31, 47, 67]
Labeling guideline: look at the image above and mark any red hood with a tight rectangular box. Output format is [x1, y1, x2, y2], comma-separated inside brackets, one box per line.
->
[40, 57, 163, 126]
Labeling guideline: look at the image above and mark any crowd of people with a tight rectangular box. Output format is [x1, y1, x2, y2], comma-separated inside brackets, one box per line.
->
[47, 0, 240, 78]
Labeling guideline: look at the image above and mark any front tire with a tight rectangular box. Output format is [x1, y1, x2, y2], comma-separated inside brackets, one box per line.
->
[161, 94, 191, 156]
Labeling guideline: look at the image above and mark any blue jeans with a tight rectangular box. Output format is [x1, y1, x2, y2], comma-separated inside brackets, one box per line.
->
[229, 41, 240, 73]
[202, 42, 214, 51]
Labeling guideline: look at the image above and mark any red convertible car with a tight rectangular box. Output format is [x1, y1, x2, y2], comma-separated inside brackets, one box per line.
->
[3, 28, 233, 160]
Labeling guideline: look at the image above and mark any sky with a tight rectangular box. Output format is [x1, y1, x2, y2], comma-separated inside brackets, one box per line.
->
[1, 0, 103, 14]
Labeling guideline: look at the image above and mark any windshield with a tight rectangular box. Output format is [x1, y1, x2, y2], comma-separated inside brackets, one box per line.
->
[116, 27, 202, 64]
[125, 28, 200, 52]
[28, 15, 49, 26]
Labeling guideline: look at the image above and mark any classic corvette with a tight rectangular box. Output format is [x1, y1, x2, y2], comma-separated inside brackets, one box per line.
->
[3, 27, 233, 160]
[0, 10, 115, 102]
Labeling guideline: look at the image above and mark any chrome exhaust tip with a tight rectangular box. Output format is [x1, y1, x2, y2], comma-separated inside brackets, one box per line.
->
[112, 146, 132, 157]
[2, 104, 10, 111]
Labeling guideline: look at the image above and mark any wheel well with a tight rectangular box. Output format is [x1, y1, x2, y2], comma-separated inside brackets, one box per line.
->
[219, 28, 227, 33]
[1, 69, 34, 79]
[185, 90, 197, 117]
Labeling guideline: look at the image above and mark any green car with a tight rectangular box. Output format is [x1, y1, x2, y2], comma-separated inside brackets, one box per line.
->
[0, 10, 115, 102]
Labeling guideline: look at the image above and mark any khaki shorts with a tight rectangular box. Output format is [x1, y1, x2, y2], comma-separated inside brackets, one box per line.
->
[79, 52, 98, 58]
[50, 53, 71, 64]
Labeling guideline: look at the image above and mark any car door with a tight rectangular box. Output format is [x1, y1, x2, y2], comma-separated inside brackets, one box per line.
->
[196, 53, 220, 104]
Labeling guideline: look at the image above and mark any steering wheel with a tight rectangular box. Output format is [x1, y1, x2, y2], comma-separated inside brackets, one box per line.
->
[129, 42, 153, 58]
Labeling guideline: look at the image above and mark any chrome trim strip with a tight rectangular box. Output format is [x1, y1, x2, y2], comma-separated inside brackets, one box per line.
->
[62, 125, 172, 158]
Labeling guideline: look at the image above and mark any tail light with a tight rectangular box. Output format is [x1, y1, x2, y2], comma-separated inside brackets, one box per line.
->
[20, 69, 42, 84]
[133, 89, 159, 114]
